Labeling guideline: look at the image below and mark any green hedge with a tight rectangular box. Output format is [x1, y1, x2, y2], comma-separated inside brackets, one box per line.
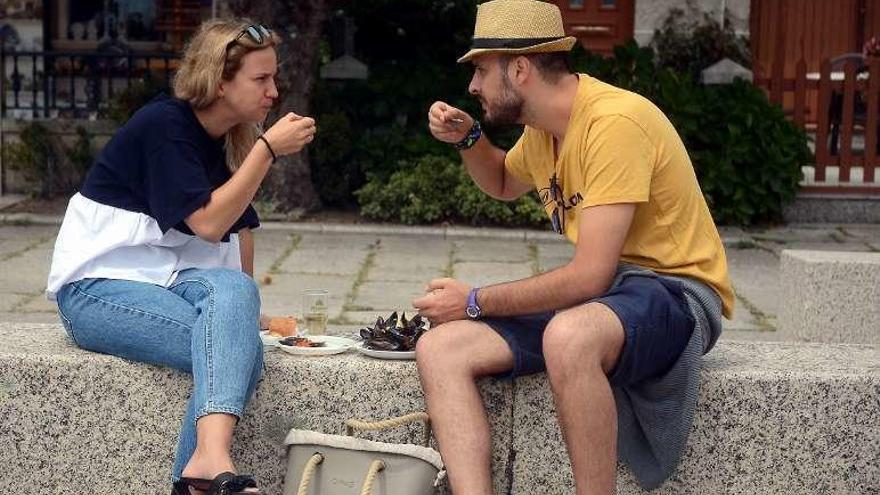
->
[355, 155, 547, 227]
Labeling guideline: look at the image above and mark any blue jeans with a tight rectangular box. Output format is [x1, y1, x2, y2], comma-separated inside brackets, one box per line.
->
[55, 268, 264, 481]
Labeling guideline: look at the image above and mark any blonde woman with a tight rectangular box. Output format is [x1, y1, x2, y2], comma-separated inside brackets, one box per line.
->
[46, 20, 314, 494]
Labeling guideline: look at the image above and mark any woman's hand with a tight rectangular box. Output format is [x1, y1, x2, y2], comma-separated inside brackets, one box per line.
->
[262, 112, 317, 157]
[428, 101, 473, 144]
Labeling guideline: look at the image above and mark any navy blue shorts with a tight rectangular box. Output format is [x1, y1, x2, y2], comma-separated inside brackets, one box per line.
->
[482, 275, 695, 386]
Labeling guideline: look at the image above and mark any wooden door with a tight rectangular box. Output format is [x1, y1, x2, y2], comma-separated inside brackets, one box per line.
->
[553, 0, 635, 55]
[751, 0, 880, 122]
[751, 0, 865, 79]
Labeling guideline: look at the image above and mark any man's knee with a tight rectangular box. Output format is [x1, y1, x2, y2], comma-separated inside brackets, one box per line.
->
[543, 304, 623, 375]
[416, 321, 487, 378]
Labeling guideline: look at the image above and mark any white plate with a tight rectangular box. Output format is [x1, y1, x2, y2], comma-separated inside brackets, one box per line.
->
[276, 335, 356, 356]
[356, 344, 416, 360]
[259, 331, 282, 346]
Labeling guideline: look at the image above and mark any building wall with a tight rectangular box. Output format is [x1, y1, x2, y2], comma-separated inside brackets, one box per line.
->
[634, 0, 750, 45]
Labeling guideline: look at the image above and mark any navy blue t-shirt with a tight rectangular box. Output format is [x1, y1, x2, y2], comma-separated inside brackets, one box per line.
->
[80, 94, 260, 240]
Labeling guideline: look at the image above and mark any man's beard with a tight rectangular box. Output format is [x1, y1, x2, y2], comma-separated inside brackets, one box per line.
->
[483, 74, 524, 126]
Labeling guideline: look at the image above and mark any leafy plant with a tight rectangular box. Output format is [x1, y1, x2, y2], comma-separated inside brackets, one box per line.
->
[355, 154, 547, 227]
[682, 80, 808, 225]
[3, 122, 94, 198]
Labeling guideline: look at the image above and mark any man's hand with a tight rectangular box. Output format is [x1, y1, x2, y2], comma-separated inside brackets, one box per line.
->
[428, 101, 474, 144]
[412, 277, 473, 326]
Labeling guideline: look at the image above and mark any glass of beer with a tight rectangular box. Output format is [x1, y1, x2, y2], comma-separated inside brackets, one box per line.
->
[302, 289, 329, 336]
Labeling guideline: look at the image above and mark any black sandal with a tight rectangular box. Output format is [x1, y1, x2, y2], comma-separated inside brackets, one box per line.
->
[171, 472, 259, 495]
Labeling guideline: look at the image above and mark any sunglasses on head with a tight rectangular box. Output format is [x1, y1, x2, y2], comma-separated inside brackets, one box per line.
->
[538, 173, 568, 236]
[225, 24, 272, 55]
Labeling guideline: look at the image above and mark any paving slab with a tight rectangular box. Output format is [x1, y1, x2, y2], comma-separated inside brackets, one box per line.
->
[0, 293, 28, 312]
[454, 239, 533, 263]
[353, 280, 425, 312]
[535, 241, 574, 273]
[747, 226, 840, 244]
[369, 252, 448, 283]
[0, 226, 57, 256]
[252, 230, 301, 280]
[370, 235, 453, 257]
[17, 293, 57, 313]
[0, 311, 59, 323]
[453, 261, 536, 287]
[725, 247, 782, 326]
[258, 272, 351, 319]
[0, 243, 53, 293]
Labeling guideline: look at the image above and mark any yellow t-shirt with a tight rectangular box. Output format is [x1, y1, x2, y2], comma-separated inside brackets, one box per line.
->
[505, 74, 734, 318]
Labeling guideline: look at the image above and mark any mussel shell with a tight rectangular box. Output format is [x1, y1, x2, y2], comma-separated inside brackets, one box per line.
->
[385, 311, 399, 329]
[410, 314, 425, 328]
[366, 337, 403, 351]
[359, 327, 374, 340]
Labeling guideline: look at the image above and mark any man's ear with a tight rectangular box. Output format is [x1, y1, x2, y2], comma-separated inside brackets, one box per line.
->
[511, 55, 531, 85]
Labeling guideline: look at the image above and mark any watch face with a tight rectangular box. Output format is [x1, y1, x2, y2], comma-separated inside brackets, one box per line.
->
[466, 306, 479, 319]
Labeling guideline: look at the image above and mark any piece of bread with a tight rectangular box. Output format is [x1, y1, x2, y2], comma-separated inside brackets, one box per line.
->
[268, 316, 297, 337]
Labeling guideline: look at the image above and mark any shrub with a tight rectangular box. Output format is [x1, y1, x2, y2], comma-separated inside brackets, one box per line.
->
[3, 122, 94, 198]
[356, 154, 547, 227]
[681, 80, 809, 225]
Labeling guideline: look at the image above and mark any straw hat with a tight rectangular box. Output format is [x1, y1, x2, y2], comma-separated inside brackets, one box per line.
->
[458, 0, 577, 63]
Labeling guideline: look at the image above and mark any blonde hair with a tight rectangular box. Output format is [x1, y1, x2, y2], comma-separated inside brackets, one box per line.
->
[173, 19, 282, 170]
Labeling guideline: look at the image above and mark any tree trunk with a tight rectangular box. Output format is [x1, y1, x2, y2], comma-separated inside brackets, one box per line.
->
[226, 0, 327, 212]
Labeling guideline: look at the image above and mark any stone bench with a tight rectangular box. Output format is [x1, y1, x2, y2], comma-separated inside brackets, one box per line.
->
[1, 323, 878, 494]
[779, 249, 880, 345]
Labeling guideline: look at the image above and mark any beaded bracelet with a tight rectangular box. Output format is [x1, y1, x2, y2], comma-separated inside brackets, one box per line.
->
[454, 120, 482, 151]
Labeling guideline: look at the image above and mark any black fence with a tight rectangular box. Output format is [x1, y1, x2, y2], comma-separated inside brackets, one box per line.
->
[0, 47, 180, 119]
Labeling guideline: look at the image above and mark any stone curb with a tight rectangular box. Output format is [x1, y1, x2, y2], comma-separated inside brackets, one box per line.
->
[2, 212, 857, 247]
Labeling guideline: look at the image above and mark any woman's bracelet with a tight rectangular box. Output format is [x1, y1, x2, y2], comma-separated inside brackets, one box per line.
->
[258, 135, 277, 163]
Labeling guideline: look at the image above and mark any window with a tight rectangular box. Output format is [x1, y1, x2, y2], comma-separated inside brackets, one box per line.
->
[65, 0, 157, 42]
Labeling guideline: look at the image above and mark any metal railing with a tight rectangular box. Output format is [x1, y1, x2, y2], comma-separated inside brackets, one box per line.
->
[0, 47, 180, 119]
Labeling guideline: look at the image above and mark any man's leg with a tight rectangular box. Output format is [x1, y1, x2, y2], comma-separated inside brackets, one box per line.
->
[416, 320, 514, 495]
[542, 302, 625, 495]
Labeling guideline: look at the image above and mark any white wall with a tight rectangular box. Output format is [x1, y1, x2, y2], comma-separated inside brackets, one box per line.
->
[634, 0, 750, 46]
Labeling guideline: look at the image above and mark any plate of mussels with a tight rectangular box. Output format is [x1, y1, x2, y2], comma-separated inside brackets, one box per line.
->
[356, 311, 428, 360]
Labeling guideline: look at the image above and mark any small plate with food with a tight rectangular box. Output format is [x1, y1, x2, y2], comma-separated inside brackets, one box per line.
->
[356, 311, 428, 361]
[277, 335, 356, 356]
[260, 315, 299, 347]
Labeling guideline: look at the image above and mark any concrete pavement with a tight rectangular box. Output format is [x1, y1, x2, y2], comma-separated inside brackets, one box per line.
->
[1, 219, 879, 343]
